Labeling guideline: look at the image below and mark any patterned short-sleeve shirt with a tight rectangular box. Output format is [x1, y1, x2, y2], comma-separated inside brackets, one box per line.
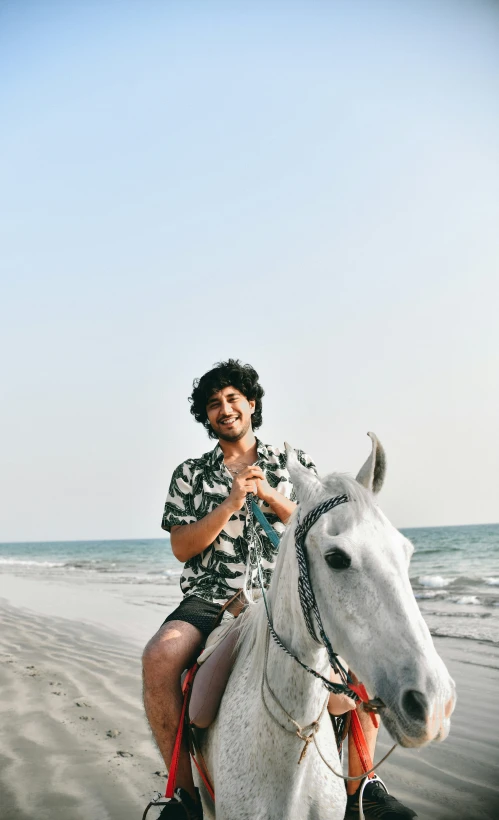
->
[161, 439, 317, 604]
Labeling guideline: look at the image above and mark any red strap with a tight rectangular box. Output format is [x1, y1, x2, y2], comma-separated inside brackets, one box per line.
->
[348, 681, 379, 778]
[165, 664, 198, 799]
[190, 750, 215, 801]
[350, 710, 375, 775]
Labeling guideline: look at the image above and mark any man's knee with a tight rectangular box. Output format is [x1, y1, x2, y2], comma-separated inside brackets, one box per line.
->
[142, 621, 202, 685]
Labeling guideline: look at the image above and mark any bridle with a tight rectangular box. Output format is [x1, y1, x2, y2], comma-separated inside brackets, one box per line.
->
[248, 493, 379, 704]
[295, 495, 353, 680]
[246, 493, 396, 787]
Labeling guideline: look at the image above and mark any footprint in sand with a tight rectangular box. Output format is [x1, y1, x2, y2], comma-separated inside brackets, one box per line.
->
[106, 729, 121, 738]
[116, 751, 133, 758]
[75, 701, 91, 707]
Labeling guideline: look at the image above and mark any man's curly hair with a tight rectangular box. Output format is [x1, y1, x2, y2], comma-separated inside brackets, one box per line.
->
[189, 359, 264, 439]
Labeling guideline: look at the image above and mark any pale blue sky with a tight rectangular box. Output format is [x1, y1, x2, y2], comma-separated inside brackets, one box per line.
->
[1, 0, 498, 540]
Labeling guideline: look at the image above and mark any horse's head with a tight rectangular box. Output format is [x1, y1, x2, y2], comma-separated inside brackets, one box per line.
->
[286, 433, 456, 749]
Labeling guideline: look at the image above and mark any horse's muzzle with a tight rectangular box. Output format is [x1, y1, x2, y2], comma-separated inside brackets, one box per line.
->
[380, 680, 456, 748]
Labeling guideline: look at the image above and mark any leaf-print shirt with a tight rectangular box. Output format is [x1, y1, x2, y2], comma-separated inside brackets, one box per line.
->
[161, 439, 317, 604]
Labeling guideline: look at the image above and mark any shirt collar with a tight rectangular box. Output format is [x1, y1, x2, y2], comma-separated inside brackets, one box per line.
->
[208, 437, 269, 468]
[256, 438, 269, 462]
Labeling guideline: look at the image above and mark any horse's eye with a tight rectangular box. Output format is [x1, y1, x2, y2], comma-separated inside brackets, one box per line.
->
[325, 549, 351, 570]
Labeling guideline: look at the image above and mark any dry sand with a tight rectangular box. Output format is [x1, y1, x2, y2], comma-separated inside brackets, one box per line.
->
[1, 589, 498, 820]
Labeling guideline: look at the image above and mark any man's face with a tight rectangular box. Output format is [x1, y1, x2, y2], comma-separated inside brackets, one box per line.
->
[206, 386, 255, 442]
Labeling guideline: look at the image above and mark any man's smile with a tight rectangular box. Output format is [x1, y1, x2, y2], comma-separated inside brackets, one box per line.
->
[219, 415, 239, 427]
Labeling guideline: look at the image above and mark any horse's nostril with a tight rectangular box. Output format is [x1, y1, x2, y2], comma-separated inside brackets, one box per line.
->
[401, 689, 428, 723]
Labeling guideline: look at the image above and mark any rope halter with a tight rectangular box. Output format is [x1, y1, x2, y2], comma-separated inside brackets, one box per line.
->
[294, 493, 350, 678]
[250, 492, 370, 700]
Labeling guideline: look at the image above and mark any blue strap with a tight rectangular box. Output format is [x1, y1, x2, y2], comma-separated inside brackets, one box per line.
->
[251, 500, 281, 548]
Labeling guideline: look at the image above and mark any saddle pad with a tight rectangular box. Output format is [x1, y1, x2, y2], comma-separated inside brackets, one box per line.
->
[197, 588, 261, 664]
[189, 619, 241, 729]
[197, 617, 236, 665]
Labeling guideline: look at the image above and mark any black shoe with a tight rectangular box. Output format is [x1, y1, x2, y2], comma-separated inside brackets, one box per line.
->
[147, 788, 202, 820]
[344, 777, 417, 819]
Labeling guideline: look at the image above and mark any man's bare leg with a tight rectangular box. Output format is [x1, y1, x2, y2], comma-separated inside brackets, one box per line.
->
[142, 620, 203, 799]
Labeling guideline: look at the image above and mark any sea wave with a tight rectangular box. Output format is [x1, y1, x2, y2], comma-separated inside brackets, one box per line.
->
[418, 575, 454, 588]
[0, 556, 182, 583]
[484, 577, 499, 586]
[414, 590, 448, 599]
[412, 547, 462, 555]
[450, 595, 481, 605]
[429, 625, 499, 644]
[423, 609, 491, 619]
[0, 558, 64, 568]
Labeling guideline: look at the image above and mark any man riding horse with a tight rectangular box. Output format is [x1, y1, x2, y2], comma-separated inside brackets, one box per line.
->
[142, 359, 417, 819]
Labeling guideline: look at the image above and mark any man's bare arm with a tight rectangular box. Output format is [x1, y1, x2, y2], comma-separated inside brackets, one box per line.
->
[252, 467, 297, 523]
[262, 491, 296, 524]
[170, 466, 263, 563]
[170, 501, 237, 562]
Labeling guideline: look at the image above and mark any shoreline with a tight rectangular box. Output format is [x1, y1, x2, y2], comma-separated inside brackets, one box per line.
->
[1, 579, 499, 819]
[0, 571, 183, 648]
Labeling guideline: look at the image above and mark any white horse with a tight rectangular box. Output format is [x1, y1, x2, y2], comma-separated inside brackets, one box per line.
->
[197, 434, 456, 820]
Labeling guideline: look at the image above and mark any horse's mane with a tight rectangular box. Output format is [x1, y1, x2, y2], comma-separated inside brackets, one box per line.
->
[236, 473, 376, 684]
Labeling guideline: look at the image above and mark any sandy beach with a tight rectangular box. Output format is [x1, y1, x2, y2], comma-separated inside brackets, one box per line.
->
[1, 574, 499, 820]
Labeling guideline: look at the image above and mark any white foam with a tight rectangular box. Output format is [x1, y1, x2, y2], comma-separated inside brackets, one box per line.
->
[418, 575, 453, 588]
[484, 577, 499, 586]
[0, 558, 64, 568]
[451, 595, 481, 605]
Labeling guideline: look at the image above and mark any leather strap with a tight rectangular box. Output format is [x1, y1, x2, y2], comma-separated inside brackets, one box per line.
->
[165, 664, 198, 798]
[189, 730, 216, 801]
[217, 589, 247, 620]
[348, 681, 379, 778]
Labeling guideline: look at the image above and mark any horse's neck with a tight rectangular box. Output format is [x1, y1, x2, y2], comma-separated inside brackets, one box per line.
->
[264, 525, 330, 722]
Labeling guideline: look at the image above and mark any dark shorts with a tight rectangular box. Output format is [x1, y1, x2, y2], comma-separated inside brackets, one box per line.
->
[162, 595, 223, 639]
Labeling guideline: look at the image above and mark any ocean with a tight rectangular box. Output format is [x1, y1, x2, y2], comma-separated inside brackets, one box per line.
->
[1, 523, 498, 644]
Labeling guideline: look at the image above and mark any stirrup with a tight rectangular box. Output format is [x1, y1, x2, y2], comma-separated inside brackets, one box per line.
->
[357, 775, 388, 820]
[142, 793, 171, 819]
[142, 789, 203, 819]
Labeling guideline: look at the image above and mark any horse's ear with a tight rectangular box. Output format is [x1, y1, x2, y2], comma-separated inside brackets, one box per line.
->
[355, 432, 386, 494]
[285, 442, 323, 505]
